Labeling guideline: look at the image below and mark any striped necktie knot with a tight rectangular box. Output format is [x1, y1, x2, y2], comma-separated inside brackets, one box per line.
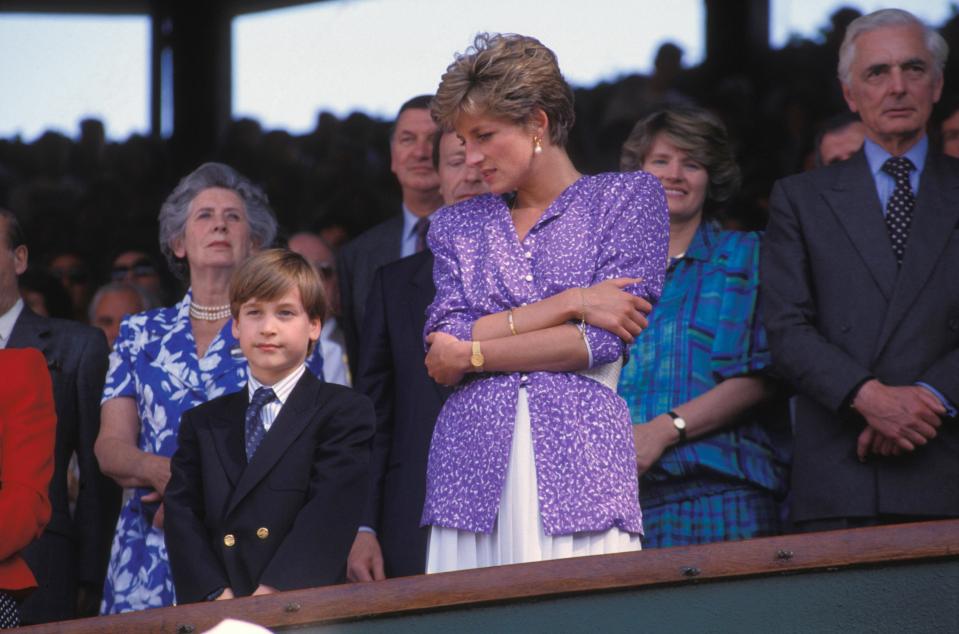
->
[244, 387, 276, 460]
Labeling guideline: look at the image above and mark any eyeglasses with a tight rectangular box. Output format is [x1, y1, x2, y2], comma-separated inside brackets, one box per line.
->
[111, 260, 157, 281]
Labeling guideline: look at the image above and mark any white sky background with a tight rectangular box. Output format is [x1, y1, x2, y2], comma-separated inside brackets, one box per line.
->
[0, 1, 954, 141]
[232, 0, 704, 130]
[771, 0, 953, 47]
[0, 14, 149, 140]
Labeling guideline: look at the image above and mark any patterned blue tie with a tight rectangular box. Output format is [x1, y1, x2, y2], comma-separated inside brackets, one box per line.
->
[881, 156, 916, 267]
[244, 387, 276, 461]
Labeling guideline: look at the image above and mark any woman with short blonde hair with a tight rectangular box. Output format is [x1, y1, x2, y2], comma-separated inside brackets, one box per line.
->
[422, 33, 669, 572]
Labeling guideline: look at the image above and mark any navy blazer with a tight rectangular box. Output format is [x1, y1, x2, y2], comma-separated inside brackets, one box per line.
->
[355, 251, 450, 577]
[337, 215, 404, 377]
[762, 149, 959, 522]
[8, 307, 119, 623]
[165, 371, 374, 602]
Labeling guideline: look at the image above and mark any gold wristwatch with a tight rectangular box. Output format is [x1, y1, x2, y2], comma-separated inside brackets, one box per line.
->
[470, 340, 485, 372]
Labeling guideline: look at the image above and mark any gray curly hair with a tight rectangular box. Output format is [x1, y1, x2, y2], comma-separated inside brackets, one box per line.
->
[158, 162, 277, 281]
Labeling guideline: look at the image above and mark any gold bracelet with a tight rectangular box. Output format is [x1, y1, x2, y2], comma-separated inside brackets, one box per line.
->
[507, 308, 518, 336]
[578, 288, 587, 340]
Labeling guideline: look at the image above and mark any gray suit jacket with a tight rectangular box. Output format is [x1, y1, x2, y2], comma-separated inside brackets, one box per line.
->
[8, 307, 119, 622]
[336, 215, 403, 377]
[761, 149, 959, 522]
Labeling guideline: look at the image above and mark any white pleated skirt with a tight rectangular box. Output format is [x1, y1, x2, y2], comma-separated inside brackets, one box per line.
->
[426, 386, 641, 573]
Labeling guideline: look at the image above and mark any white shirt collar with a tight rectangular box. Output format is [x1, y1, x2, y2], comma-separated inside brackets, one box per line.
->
[247, 363, 306, 405]
[0, 297, 24, 349]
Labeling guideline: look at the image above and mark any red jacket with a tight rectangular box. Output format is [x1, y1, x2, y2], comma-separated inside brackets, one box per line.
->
[0, 347, 56, 595]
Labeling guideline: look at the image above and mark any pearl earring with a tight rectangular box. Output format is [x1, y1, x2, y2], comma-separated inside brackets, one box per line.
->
[533, 136, 543, 154]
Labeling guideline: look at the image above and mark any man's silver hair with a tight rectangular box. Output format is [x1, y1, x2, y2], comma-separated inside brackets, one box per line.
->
[837, 8, 948, 85]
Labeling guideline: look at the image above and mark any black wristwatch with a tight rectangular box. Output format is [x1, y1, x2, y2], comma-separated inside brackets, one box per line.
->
[667, 410, 687, 444]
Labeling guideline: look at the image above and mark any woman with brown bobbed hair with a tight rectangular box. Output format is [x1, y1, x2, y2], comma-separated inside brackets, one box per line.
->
[421, 33, 669, 572]
[617, 106, 790, 548]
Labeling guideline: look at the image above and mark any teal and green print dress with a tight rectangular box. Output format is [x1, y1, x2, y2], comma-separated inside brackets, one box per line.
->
[617, 222, 791, 548]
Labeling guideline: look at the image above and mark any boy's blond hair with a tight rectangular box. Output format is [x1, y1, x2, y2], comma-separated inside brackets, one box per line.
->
[229, 249, 327, 353]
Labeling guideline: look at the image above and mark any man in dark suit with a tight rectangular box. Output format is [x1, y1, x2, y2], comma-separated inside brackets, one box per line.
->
[165, 249, 374, 602]
[761, 9, 959, 531]
[0, 208, 119, 622]
[346, 129, 487, 580]
[337, 95, 444, 377]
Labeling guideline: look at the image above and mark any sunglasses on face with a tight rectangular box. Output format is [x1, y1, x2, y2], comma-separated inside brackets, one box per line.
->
[111, 260, 157, 280]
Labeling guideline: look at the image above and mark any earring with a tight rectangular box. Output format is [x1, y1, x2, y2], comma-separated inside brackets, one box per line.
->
[533, 136, 543, 155]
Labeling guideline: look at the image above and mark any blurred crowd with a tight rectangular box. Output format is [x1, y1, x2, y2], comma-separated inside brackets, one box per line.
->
[5, 7, 959, 330]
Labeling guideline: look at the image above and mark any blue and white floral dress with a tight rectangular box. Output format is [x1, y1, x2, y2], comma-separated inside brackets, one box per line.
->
[99, 292, 324, 614]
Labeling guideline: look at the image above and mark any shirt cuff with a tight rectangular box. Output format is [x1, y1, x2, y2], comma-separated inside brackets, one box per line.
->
[357, 525, 377, 535]
[916, 382, 958, 418]
[582, 327, 593, 367]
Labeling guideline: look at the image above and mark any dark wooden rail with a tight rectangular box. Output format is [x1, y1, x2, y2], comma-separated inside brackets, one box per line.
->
[22, 519, 959, 633]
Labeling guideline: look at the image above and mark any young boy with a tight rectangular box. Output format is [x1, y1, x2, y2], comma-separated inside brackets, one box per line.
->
[165, 249, 375, 603]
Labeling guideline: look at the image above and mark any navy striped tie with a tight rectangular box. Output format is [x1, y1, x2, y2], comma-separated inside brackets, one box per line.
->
[244, 387, 276, 460]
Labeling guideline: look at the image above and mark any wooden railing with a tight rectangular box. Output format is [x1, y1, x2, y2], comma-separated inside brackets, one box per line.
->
[22, 519, 959, 633]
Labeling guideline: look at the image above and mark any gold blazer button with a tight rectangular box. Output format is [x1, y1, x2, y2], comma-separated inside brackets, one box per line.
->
[223, 534, 236, 547]
[257, 527, 270, 540]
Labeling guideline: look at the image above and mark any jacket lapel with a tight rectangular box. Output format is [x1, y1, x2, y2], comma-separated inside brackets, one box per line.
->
[226, 373, 320, 517]
[822, 152, 898, 301]
[874, 153, 959, 356]
[8, 308, 56, 368]
[208, 390, 249, 490]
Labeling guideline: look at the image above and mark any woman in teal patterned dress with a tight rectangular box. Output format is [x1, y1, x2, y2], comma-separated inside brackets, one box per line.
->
[617, 107, 791, 548]
[94, 163, 324, 612]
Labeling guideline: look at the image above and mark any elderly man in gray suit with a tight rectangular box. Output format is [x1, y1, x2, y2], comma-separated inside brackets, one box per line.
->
[0, 208, 118, 622]
[762, 8, 959, 532]
[336, 95, 444, 376]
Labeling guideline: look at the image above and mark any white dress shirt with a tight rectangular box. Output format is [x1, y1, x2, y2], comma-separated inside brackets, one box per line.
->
[0, 297, 24, 349]
[246, 363, 306, 432]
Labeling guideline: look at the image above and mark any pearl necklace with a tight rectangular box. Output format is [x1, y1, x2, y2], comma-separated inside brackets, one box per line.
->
[189, 300, 231, 321]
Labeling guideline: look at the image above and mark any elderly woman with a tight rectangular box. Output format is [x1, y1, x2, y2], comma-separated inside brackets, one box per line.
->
[617, 107, 790, 548]
[422, 33, 668, 572]
[94, 163, 324, 613]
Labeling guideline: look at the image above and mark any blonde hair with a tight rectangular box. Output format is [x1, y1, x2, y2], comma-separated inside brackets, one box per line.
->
[432, 33, 575, 147]
[229, 249, 327, 353]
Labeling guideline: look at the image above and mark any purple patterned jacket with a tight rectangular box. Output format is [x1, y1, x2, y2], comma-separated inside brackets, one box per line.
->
[422, 172, 669, 535]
